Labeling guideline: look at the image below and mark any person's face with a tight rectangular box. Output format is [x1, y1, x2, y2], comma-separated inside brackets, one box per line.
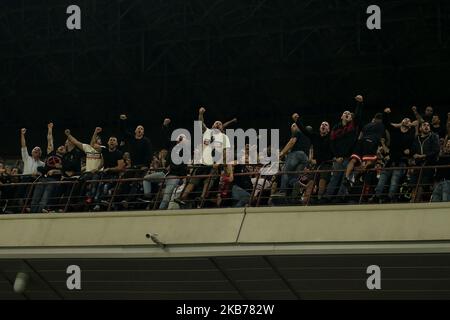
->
[341, 111, 352, 123]
[57, 145, 66, 155]
[135, 125, 145, 138]
[31, 147, 41, 159]
[319, 122, 330, 135]
[421, 122, 431, 134]
[425, 106, 433, 116]
[108, 137, 118, 149]
[212, 121, 223, 131]
[432, 115, 440, 125]
[401, 118, 411, 127]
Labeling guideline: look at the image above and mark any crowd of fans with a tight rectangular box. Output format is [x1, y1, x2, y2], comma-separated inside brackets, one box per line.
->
[0, 95, 449, 214]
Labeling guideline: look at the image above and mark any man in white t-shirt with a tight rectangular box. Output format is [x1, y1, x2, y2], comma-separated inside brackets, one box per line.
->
[175, 108, 233, 206]
[64, 128, 103, 173]
[64, 128, 104, 206]
[20, 128, 45, 175]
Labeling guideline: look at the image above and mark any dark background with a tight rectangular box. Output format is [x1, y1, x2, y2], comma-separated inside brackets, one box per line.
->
[0, 0, 449, 157]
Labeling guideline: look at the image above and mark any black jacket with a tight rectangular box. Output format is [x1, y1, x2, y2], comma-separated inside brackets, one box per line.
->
[329, 101, 363, 158]
[412, 133, 440, 164]
[120, 118, 153, 167]
[297, 121, 332, 164]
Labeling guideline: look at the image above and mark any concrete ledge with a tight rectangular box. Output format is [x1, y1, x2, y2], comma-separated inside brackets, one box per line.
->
[0, 203, 449, 258]
[240, 202, 450, 243]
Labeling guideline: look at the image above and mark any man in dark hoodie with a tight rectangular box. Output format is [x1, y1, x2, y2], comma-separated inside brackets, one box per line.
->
[410, 121, 440, 202]
[293, 114, 333, 201]
[431, 139, 450, 202]
[371, 108, 415, 203]
[323, 95, 364, 202]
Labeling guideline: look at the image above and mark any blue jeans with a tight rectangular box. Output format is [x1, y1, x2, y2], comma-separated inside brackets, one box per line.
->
[325, 159, 349, 198]
[31, 176, 59, 213]
[280, 151, 308, 192]
[232, 185, 251, 207]
[143, 172, 166, 196]
[159, 176, 180, 209]
[375, 164, 406, 199]
[432, 181, 450, 202]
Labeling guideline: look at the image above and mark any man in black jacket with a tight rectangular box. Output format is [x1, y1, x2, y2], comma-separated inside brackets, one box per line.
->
[323, 95, 364, 202]
[371, 108, 415, 203]
[118, 114, 153, 208]
[293, 114, 333, 201]
[119, 114, 152, 168]
[410, 121, 440, 202]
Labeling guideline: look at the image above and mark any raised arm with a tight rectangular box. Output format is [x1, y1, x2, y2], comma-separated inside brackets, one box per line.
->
[20, 128, 27, 148]
[90, 127, 102, 146]
[119, 114, 133, 140]
[353, 95, 364, 125]
[64, 129, 84, 150]
[198, 107, 208, 132]
[47, 123, 54, 154]
[222, 118, 237, 130]
[161, 118, 172, 150]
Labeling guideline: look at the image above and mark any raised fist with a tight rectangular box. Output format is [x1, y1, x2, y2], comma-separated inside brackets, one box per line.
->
[64, 129, 71, 136]
[21, 128, 27, 135]
[384, 108, 391, 114]
[355, 95, 364, 103]
[48, 123, 54, 130]
[412, 106, 417, 113]
[163, 118, 171, 126]
[95, 127, 102, 133]
[292, 113, 300, 122]
[199, 107, 206, 114]
[120, 114, 127, 120]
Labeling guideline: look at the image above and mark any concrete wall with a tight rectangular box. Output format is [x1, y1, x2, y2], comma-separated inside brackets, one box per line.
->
[1, 203, 449, 258]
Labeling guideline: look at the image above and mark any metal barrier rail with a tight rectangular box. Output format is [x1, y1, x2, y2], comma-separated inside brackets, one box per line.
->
[0, 163, 448, 214]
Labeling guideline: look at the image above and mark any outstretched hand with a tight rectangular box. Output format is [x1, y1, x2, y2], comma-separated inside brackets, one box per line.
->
[120, 114, 127, 120]
[355, 95, 364, 103]
[64, 129, 71, 136]
[20, 128, 27, 135]
[163, 118, 171, 126]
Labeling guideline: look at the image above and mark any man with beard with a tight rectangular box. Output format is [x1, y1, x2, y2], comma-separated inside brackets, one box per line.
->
[371, 109, 415, 203]
[410, 122, 440, 202]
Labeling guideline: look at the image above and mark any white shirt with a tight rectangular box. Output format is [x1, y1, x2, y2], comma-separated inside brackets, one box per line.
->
[82, 144, 102, 172]
[21, 147, 44, 175]
[201, 129, 231, 165]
